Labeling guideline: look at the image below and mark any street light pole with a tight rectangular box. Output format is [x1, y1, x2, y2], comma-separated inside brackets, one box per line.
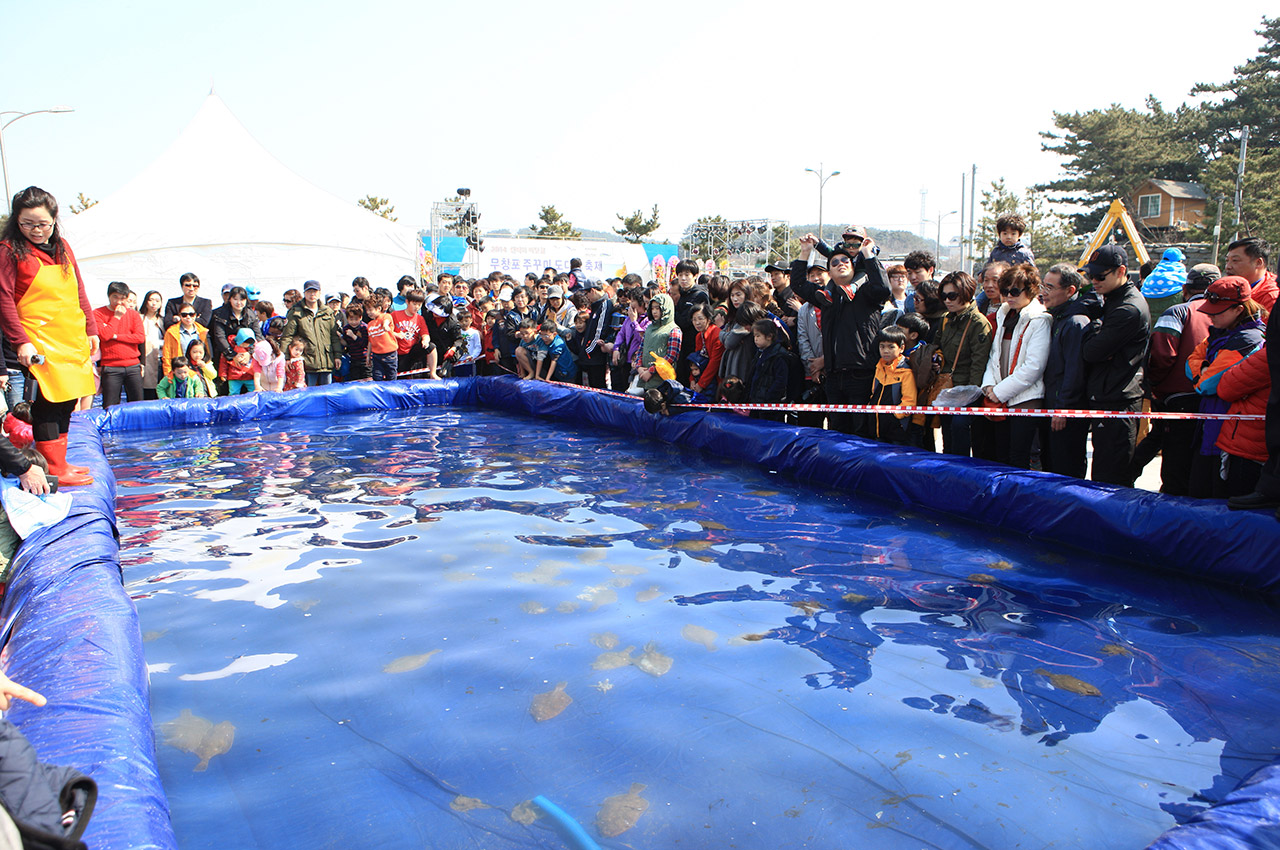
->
[804, 163, 840, 243]
[1, 107, 74, 214]
[930, 210, 957, 271]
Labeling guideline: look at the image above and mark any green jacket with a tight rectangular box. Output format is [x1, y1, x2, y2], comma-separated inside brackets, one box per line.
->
[157, 373, 206, 399]
[282, 303, 343, 373]
[639, 293, 678, 390]
[934, 302, 992, 388]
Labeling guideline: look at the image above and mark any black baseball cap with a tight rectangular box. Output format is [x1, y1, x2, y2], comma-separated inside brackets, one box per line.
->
[1081, 245, 1127, 278]
[764, 263, 789, 273]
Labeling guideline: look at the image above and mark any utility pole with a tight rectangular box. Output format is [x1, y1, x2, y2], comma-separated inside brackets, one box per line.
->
[1212, 195, 1226, 265]
[968, 165, 977, 274]
[919, 189, 928, 239]
[1233, 125, 1249, 242]
[958, 172, 966, 275]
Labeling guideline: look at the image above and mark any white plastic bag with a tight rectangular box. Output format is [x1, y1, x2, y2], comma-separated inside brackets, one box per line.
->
[931, 384, 983, 407]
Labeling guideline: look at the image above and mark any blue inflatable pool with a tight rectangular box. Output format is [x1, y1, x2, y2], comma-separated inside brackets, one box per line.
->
[4, 378, 1280, 848]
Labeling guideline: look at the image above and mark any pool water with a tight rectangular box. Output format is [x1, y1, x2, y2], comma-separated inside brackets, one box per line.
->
[112, 407, 1280, 849]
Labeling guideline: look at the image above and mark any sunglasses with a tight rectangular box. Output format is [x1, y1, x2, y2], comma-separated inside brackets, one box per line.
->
[1204, 292, 1243, 306]
[829, 255, 853, 267]
[1089, 272, 1111, 283]
[941, 290, 963, 301]
[1000, 287, 1026, 298]
[180, 312, 196, 317]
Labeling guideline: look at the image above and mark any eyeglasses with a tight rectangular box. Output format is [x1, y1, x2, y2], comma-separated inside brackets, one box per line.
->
[17, 220, 53, 232]
[941, 290, 963, 301]
[1000, 287, 1026, 298]
[829, 255, 853, 267]
[1204, 292, 1243, 306]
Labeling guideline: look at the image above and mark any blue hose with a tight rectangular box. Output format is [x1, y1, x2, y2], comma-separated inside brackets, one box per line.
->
[532, 795, 602, 850]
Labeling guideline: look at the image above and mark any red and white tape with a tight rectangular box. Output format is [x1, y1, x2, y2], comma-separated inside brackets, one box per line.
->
[387, 373, 1264, 422]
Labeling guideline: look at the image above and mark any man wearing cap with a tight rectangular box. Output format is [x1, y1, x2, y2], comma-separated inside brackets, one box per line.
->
[1080, 245, 1150, 486]
[1138, 263, 1220, 494]
[792, 231, 890, 436]
[162, 272, 213, 331]
[282, 280, 344, 386]
[766, 262, 798, 338]
[578, 279, 617, 389]
[1224, 236, 1277, 312]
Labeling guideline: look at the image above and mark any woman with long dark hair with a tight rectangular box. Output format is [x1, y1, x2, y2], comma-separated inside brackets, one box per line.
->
[0, 187, 97, 486]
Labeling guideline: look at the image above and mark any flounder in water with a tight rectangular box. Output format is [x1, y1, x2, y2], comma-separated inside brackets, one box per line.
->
[681, 624, 717, 651]
[597, 783, 649, 838]
[1035, 668, 1102, 697]
[450, 795, 490, 812]
[159, 709, 213, 755]
[383, 649, 441, 674]
[578, 585, 618, 611]
[593, 646, 636, 670]
[511, 800, 540, 824]
[675, 539, 713, 552]
[194, 720, 236, 771]
[530, 682, 572, 722]
[591, 632, 620, 650]
[790, 599, 825, 616]
[634, 642, 673, 677]
[513, 564, 571, 586]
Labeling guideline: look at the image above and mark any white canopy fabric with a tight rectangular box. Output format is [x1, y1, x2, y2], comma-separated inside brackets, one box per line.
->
[67, 93, 417, 307]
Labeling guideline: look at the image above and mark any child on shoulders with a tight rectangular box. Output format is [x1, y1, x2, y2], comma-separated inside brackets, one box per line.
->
[987, 213, 1035, 267]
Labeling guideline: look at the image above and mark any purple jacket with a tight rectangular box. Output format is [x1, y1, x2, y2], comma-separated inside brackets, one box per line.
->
[614, 316, 649, 366]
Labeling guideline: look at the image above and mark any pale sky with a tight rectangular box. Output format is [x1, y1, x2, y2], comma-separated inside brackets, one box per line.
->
[4, 0, 1271, 245]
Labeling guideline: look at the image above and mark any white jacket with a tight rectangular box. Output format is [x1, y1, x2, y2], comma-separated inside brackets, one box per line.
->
[982, 298, 1052, 406]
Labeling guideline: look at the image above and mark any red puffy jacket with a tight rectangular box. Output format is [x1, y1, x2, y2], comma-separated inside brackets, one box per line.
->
[1216, 346, 1269, 463]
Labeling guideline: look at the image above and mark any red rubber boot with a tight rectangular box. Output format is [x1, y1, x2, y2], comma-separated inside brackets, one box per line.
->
[35, 435, 94, 487]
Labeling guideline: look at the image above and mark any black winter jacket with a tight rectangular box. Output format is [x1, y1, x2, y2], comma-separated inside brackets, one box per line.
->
[0, 719, 96, 849]
[1082, 282, 1149, 408]
[789, 257, 891, 381]
[1043, 293, 1101, 408]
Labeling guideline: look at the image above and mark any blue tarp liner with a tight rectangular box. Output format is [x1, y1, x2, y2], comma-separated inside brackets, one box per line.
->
[4, 376, 1280, 849]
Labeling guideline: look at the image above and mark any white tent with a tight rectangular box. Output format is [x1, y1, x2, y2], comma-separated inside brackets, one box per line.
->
[68, 93, 417, 307]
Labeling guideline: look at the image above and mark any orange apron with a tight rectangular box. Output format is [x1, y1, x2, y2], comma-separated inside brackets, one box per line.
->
[19, 260, 94, 403]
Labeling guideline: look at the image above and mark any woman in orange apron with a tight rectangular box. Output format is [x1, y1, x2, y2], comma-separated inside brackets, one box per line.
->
[0, 187, 99, 486]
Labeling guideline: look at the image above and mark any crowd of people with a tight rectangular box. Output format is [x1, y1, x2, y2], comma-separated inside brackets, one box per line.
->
[3, 186, 1279, 514]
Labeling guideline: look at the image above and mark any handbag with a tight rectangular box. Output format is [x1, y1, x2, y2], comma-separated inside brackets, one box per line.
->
[982, 395, 1008, 421]
[926, 314, 972, 406]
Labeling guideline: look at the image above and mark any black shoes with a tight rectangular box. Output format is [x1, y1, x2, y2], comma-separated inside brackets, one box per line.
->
[1227, 491, 1280, 511]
